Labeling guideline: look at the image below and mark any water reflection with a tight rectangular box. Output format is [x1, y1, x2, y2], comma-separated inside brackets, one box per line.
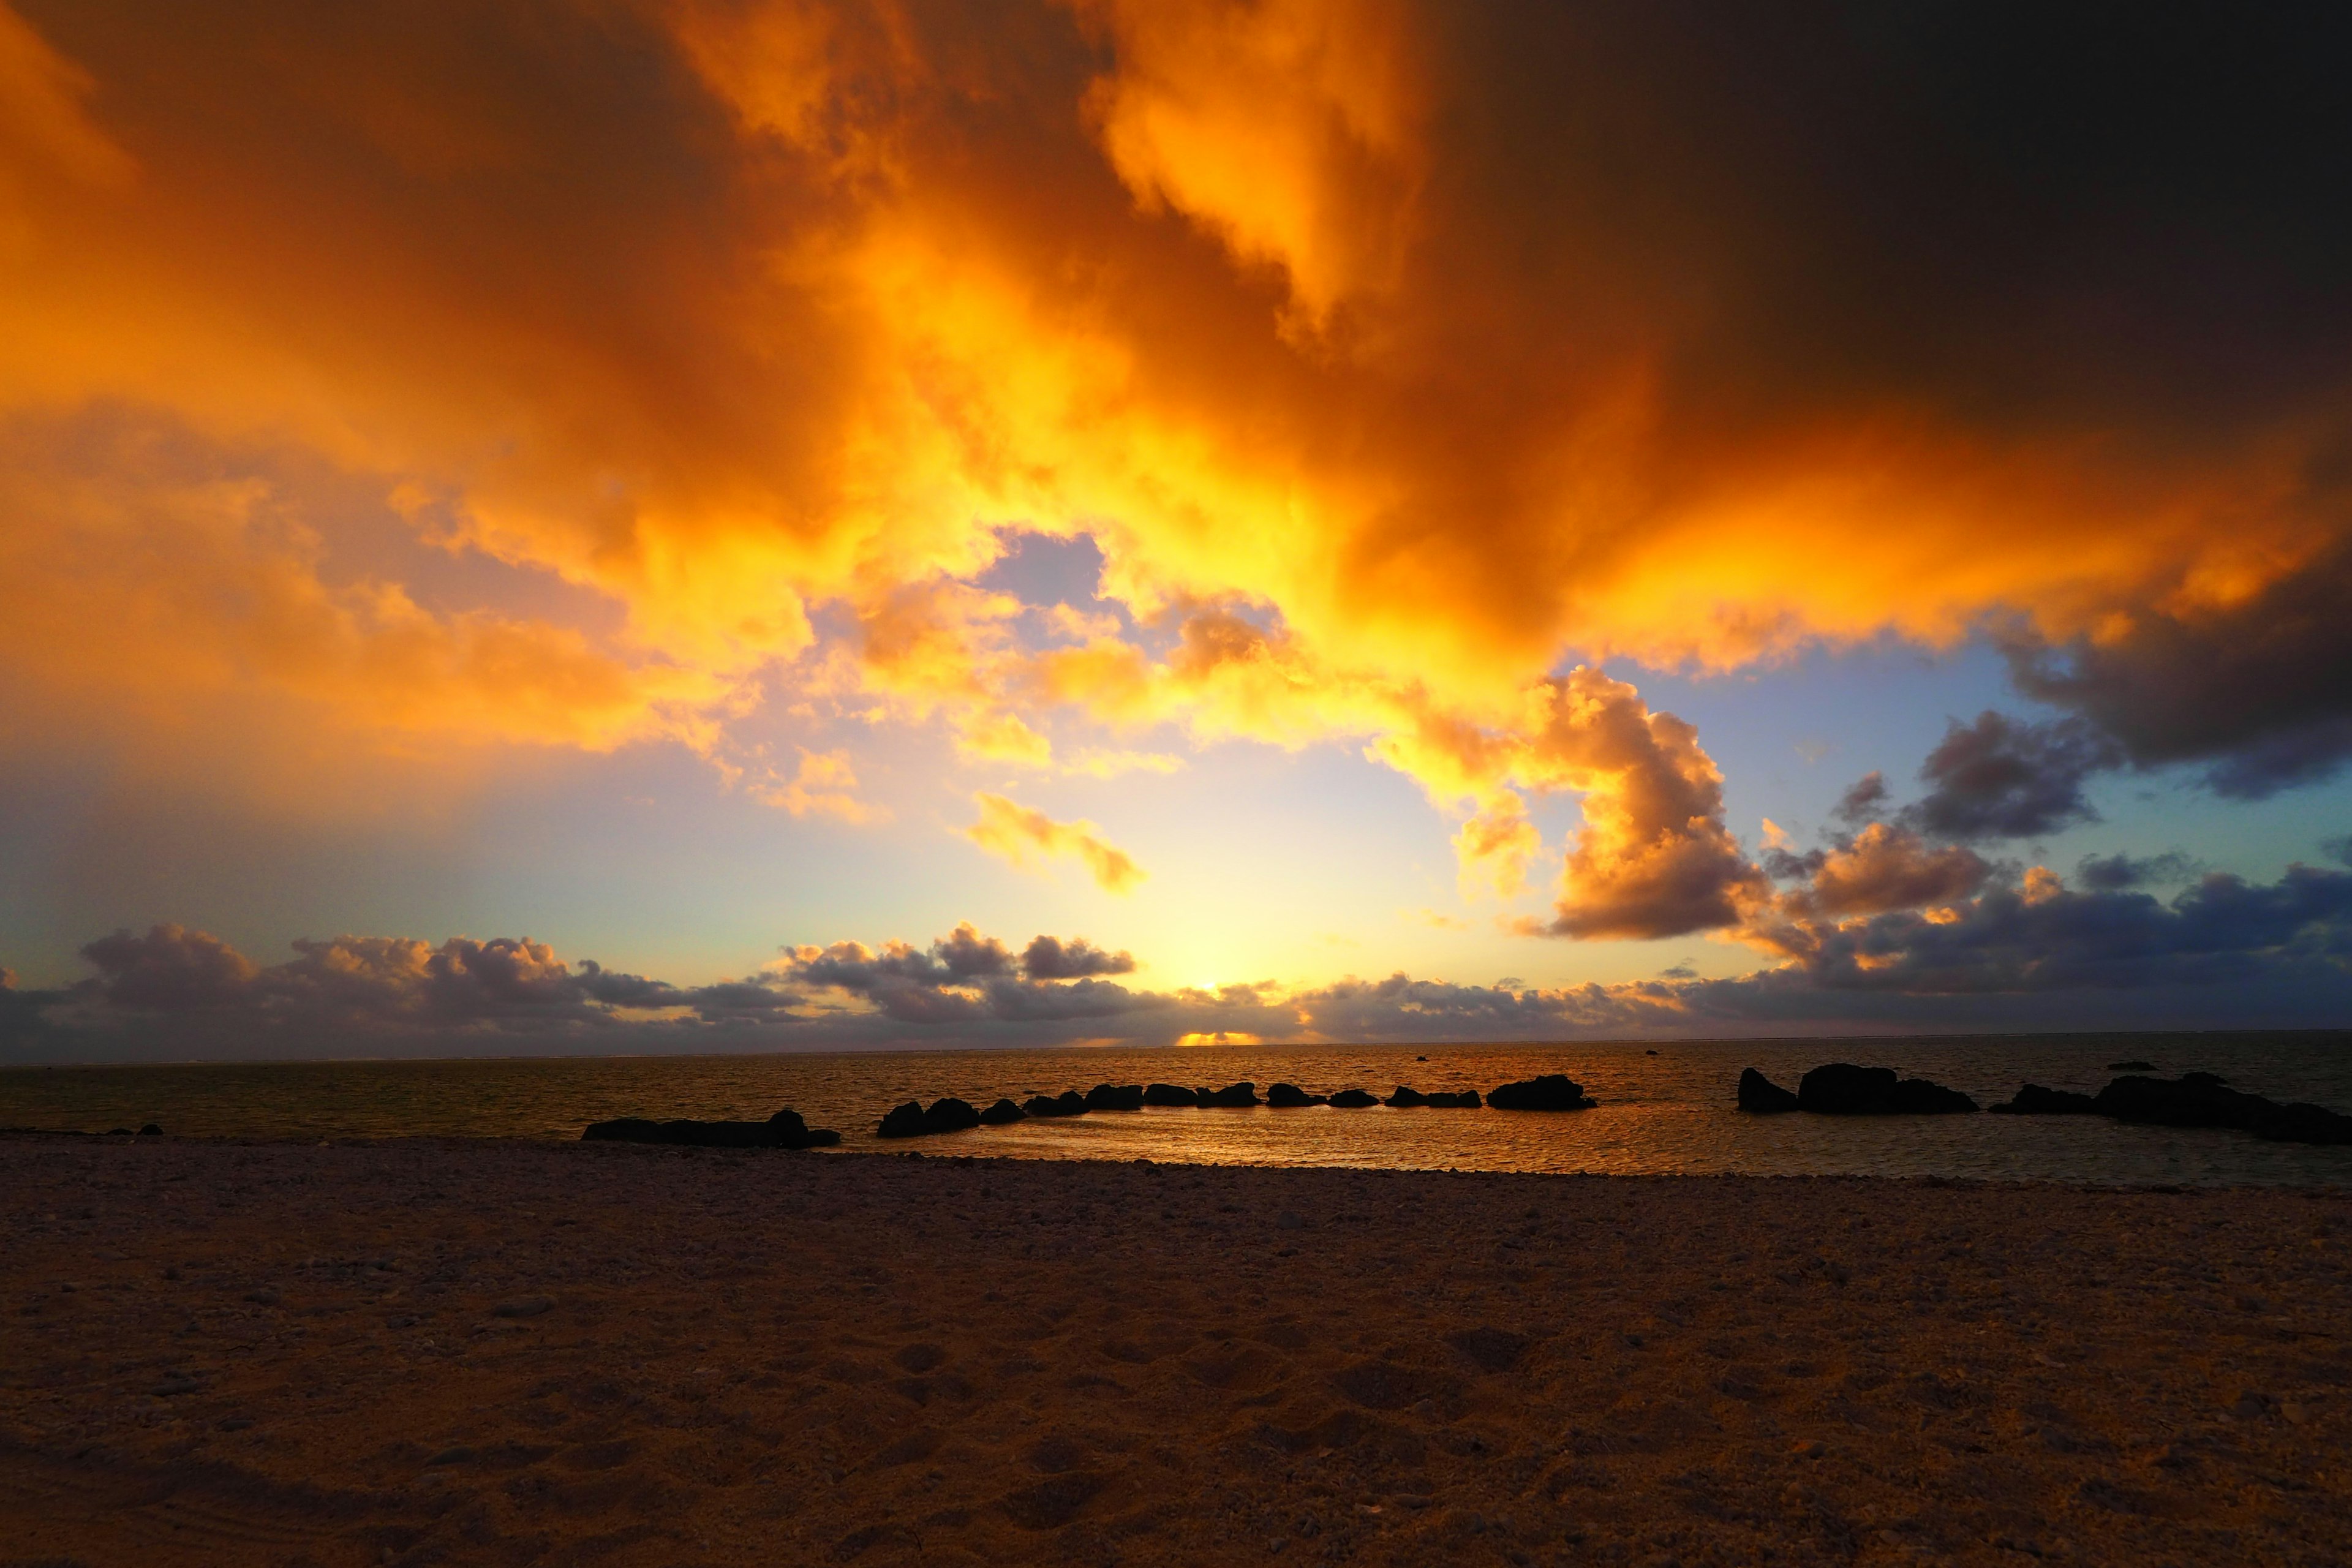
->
[5, 1035, 2350, 1186]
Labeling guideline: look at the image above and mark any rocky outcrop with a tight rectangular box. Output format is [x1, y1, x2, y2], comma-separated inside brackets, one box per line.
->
[1736, 1069, 1801, 1113]
[1988, 1084, 2100, 1115]
[1084, 1084, 1147, 1112]
[1488, 1074, 1597, 1111]
[1023, 1091, 1088, 1117]
[1328, 1089, 1379, 1109]
[1425, 1090, 1482, 1109]
[1197, 1082, 1261, 1107]
[2094, 1073, 2352, 1145]
[979, 1098, 1028, 1125]
[582, 1108, 840, 1148]
[1384, 1085, 1427, 1107]
[1144, 1084, 1199, 1107]
[1796, 1064, 1978, 1115]
[878, 1098, 982, 1139]
[1267, 1082, 1327, 1107]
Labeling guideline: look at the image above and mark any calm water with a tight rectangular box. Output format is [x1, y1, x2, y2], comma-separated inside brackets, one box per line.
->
[5, 1034, 2350, 1186]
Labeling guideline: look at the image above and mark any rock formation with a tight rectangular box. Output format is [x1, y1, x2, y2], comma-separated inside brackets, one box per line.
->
[1488, 1074, 1597, 1111]
[1796, 1064, 1978, 1115]
[1736, 1069, 1801, 1113]
[582, 1107, 840, 1148]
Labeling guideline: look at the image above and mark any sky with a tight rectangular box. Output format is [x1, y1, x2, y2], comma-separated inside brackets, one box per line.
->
[2, 0, 2350, 1061]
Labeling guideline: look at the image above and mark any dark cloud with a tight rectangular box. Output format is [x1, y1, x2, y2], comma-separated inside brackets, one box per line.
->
[1831, 772, 1890, 827]
[2007, 537, 2352, 800]
[2327, 836, 2352, 869]
[1784, 865, 2352, 995]
[1019, 935, 1137, 980]
[9, 873, 2351, 1063]
[80, 924, 257, 1009]
[1900, 712, 2118, 842]
[2076, 851, 2199, 892]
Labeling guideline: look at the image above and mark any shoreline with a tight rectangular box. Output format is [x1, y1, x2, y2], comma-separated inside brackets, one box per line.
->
[5, 1138, 2349, 1564]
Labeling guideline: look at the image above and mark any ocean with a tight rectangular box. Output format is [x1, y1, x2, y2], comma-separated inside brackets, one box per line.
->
[4, 1032, 2350, 1186]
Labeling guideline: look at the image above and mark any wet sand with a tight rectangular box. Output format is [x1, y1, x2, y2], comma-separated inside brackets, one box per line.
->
[2, 1136, 2348, 1566]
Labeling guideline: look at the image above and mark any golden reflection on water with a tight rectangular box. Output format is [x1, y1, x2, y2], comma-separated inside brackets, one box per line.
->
[6, 1037, 2351, 1186]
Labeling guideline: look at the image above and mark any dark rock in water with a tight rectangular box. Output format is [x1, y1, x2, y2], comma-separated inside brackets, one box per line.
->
[1199, 1082, 1261, 1107]
[765, 1108, 842, 1148]
[1328, 1088, 1379, 1109]
[2094, 1074, 2352, 1145]
[583, 1109, 838, 1148]
[979, 1098, 1027, 1125]
[878, 1098, 982, 1139]
[1084, 1083, 1147, 1112]
[1796, 1063, 1977, 1115]
[138, 1123, 162, 1137]
[583, 1117, 662, 1142]
[1736, 1069, 1801, 1113]
[1489, 1074, 1596, 1112]
[1989, 1084, 2100, 1115]
[1023, 1091, 1087, 1117]
[877, 1101, 928, 1139]
[1425, 1090, 1482, 1109]
[105, 1127, 134, 1136]
[1144, 1083, 1199, 1107]
[1384, 1085, 1428, 1107]
[2106, 1060, 2156, 1072]
[925, 1096, 981, 1133]
[1267, 1082, 1327, 1108]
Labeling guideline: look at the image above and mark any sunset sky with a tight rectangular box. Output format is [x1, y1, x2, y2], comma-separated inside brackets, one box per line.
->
[4, 0, 2350, 1059]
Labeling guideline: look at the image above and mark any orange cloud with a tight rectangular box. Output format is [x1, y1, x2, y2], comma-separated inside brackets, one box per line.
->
[2, 0, 2347, 924]
[965, 792, 1146, 894]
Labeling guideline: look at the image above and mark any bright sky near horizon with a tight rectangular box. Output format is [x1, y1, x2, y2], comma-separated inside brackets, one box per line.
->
[2, 0, 2350, 1060]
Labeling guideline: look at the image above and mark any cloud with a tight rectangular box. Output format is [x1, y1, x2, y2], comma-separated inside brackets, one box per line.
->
[2, 0, 2351, 922]
[2006, 536, 2352, 800]
[965, 792, 1146, 894]
[1797, 824, 1993, 919]
[2076, 851, 2199, 892]
[1831, 772, 1889, 826]
[1019, 934, 1137, 979]
[10, 878, 2352, 1063]
[1898, 712, 2119, 843]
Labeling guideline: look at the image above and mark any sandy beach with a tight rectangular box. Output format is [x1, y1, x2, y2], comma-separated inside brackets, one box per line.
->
[3, 1136, 2348, 1566]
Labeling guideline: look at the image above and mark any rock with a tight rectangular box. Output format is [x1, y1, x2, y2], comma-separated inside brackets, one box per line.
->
[1796, 1063, 1977, 1115]
[979, 1098, 1028, 1125]
[1988, 1084, 2100, 1115]
[924, 1097, 981, 1134]
[1267, 1082, 1327, 1108]
[1198, 1082, 1261, 1107]
[1328, 1088, 1379, 1109]
[582, 1111, 839, 1148]
[878, 1101, 929, 1139]
[766, 1108, 842, 1148]
[138, 1124, 163, 1136]
[2094, 1073, 2352, 1145]
[492, 1297, 552, 1318]
[1023, 1091, 1088, 1117]
[1424, 1090, 1482, 1109]
[1488, 1074, 1597, 1111]
[1737, 1068, 1801, 1113]
[1384, 1085, 1428, 1107]
[2106, 1060, 2155, 1071]
[1144, 1083, 1199, 1107]
[1084, 1083, 1147, 1112]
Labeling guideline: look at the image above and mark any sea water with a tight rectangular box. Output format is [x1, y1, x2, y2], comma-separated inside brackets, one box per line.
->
[4, 1033, 2350, 1186]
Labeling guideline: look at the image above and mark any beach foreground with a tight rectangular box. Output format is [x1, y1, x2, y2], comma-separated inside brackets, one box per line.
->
[2, 1138, 2346, 1566]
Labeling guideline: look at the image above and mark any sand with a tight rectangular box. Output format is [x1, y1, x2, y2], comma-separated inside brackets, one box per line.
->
[2, 1137, 2348, 1567]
